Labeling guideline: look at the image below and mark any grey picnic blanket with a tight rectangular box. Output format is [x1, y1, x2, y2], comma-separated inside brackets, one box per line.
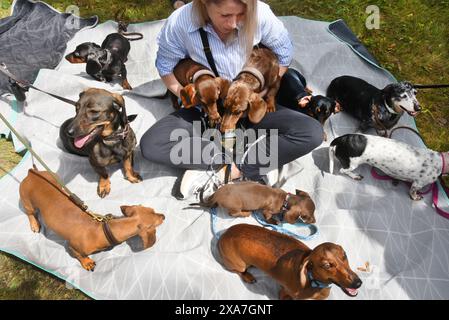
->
[1, 4, 449, 300]
[0, 0, 97, 96]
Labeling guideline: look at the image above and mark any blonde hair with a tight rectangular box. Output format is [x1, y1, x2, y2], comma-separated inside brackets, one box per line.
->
[192, 0, 257, 60]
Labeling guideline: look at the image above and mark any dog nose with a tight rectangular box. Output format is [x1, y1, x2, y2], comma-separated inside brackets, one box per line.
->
[414, 104, 421, 112]
[67, 126, 75, 137]
[351, 277, 363, 289]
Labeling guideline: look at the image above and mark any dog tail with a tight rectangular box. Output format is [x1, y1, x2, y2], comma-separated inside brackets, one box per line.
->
[189, 193, 217, 208]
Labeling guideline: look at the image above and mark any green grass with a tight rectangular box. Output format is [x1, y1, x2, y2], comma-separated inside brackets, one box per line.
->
[0, 0, 448, 299]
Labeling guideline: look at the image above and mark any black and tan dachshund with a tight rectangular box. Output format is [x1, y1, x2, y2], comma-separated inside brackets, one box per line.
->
[276, 68, 340, 140]
[65, 33, 133, 90]
[59, 88, 141, 198]
[326, 75, 420, 135]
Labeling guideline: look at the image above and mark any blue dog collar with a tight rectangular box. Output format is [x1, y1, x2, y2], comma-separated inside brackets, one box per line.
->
[308, 270, 332, 289]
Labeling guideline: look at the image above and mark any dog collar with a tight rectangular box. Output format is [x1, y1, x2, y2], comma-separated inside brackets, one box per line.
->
[277, 193, 291, 221]
[102, 123, 130, 144]
[307, 270, 332, 289]
[102, 216, 120, 247]
[237, 67, 265, 91]
[191, 69, 216, 83]
[441, 152, 449, 175]
[382, 98, 399, 114]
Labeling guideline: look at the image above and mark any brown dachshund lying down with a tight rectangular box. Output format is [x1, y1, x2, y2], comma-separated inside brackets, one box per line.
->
[200, 181, 316, 224]
[172, 58, 230, 127]
[221, 46, 281, 132]
[218, 224, 362, 300]
[19, 169, 165, 271]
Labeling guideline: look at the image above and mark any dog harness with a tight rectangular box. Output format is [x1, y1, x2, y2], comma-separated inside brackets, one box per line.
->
[236, 67, 265, 91]
[441, 152, 449, 175]
[191, 69, 216, 83]
[307, 270, 332, 289]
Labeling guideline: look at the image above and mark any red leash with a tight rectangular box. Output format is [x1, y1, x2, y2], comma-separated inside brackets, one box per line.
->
[370, 168, 449, 219]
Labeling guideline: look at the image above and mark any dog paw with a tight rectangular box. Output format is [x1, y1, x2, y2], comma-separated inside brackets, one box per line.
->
[97, 184, 111, 198]
[266, 217, 279, 225]
[30, 221, 41, 233]
[127, 173, 143, 184]
[240, 271, 256, 284]
[410, 194, 423, 201]
[81, 258, 96, 272]
[267, 104, 276, 113]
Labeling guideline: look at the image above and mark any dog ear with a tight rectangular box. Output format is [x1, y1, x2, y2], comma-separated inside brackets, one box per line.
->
[111, 93, 128, 124]
[215, 77, 231, 100]
[120, 205, 135, 217]
[79, 89, 87, 99]
[296, 189, 310, 197]
[111, 93, 125, 111]
[334, 101, 341, 113]
[285, 209, 300, 224]
[248, 93, 267, 124]
[180, 84, 200, 108]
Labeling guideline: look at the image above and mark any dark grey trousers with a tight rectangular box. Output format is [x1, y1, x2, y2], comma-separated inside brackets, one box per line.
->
[140, 104, 323, 181]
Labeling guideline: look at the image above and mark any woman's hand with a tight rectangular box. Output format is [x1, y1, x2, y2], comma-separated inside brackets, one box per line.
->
[161, 73, 183, 98]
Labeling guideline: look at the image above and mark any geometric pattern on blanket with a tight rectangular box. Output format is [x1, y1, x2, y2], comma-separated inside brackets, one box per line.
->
[0, 16, 449, 299]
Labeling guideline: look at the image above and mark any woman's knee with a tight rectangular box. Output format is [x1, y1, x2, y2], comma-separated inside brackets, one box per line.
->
[140, 127, 165, 163]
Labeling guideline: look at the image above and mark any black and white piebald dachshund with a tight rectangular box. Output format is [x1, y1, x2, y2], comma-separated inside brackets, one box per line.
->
[329, 134, 449, 200]
[326, 76, 421, 135]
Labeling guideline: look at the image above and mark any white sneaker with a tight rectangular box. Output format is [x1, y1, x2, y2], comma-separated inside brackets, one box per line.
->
[179, 166, 228, 201]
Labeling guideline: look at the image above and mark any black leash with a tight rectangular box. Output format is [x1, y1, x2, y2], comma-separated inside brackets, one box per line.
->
[413, 84, 449, 89]
[0, 63, 77, 106]
[199, 28, 220, 77]
[117, 20, 144, 41]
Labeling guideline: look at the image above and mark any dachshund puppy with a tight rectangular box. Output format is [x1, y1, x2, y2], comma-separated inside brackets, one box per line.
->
[277, 68, 340, 140]
[218, 224, 362, 300]
[199, 181, 316, 224]
[171, 58, 230, 127]
[221, 46, 281, 132]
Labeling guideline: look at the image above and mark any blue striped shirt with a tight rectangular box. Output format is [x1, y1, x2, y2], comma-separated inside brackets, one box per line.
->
[156, 1, 293, 80]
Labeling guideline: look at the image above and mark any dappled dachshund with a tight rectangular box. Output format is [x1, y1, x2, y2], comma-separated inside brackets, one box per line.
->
[65, 33, 133, 90]
[218, 224, 362, 300]
[197, 181, 316, 224]
[326, 75, 421, 136]
[221, 46, 281, 132]
[59, 88, 141, 198]
[329, 133, 449, 200]
[172, 58, 230, 127]
[277, 68, 340, 140]
[19, 169, 165, 271]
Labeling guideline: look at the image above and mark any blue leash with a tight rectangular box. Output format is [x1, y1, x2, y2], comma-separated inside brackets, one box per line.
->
[210, 207, 319, 241]
[252, 211, 319, 241]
